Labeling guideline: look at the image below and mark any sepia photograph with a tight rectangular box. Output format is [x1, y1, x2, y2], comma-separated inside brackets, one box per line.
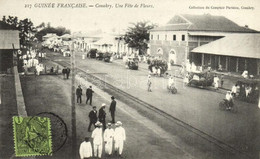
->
[0, 0, 260, 158]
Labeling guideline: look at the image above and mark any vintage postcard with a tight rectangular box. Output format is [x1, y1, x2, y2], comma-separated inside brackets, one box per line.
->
[0, 0, 260, 159]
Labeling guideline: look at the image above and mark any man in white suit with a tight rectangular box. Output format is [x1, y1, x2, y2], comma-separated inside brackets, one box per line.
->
[91, 122, 103, 158]
[114, 121, 126, 157]
[104, 123, 114, 156]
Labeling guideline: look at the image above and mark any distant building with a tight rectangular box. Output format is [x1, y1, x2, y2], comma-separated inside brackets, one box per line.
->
[76, 32, 136, 55]
[42, 33, 58, 41]
[149, 14, 258, 67]
[0, 21, 20, 73]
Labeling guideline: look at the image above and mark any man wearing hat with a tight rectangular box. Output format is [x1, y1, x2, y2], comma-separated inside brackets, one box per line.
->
[79, 137, 93, 159]
[98, 103, 107, 130]
[86, 86, 94, 105]
[104, 123, 114, 156]
[114, 121, 126, 157]
[91, 122, 103, 158]
[109, 96, 116, 123]
[76, 85, 83, 104]
[88, 106, 98, 132]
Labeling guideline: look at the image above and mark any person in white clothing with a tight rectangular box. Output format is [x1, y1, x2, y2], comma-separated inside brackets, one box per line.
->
[79, 137, 93, 159]
[114, 121, 126, 157]
[91, 122, 103, 158]
[168, 75, 174, 88]
[104, 123, 114, 156]
[225, 91, 233, 109]
[213, 75, 220, 90]
[242, 70, 249, 78]
[245, 85, 252, 98]
[231, 84, 238, 97]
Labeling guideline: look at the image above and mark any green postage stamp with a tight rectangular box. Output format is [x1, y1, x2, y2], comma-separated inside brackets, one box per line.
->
[13, 116, 53, 157]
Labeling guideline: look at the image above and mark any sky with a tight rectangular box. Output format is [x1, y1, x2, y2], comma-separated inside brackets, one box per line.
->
[0, 0, 260, 33]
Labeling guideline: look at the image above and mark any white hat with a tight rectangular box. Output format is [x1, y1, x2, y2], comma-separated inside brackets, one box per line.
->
[102, 103, 106, 107]
[95, 121, 101, 126]
[116, 121, 122, 126]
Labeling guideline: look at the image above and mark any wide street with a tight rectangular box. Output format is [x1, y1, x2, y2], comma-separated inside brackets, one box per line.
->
[1, 50, 259, 159]
[48, 51, 260, 158]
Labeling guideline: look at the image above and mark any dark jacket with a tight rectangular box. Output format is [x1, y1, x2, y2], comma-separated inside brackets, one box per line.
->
[98, 108, 106, 122]
[62, 68, 67, 74]
[76, 88, 82, 96]
[89, 110, 97, 122]
[109, 100, 116, 112]
[67, 68, 70, 74]
[86, 88, 94, 97]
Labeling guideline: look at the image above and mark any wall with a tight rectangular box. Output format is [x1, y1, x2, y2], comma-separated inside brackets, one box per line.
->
[0, 49, 13, 73]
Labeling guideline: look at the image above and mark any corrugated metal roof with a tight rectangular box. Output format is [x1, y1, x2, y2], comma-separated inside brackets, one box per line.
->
[151, 14, 258, 33]
[0, 30, 20, 49]
[191, 34, 260, 59]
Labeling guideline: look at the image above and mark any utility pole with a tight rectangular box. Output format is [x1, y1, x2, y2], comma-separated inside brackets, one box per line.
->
[70, 42, 77, 158]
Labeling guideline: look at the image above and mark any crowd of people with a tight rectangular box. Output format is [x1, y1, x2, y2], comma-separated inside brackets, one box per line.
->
[148, 59, 168, 76]
[76, 84, 125, 158]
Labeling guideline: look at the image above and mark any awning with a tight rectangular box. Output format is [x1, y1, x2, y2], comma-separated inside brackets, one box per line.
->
[191, 33, 260, 59]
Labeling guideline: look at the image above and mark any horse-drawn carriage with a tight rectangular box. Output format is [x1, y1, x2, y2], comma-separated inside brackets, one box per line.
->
[186, 71, 214, 88]
[96, 52, 111, 62]
[88, 49, 98, 58]
[125, 57, 138, 70]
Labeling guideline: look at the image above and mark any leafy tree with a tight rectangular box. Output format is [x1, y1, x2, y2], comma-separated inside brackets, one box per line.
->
[124, 21, 157, 55]
[35, 23, 71, 41]
[2, 16, 36, 48]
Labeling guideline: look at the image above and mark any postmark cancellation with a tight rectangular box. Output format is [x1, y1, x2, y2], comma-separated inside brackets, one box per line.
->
[12, 116, 52, 157]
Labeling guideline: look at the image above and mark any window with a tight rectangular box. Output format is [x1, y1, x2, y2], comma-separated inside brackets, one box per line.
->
[182, 35, 185, 41]
[173, 35, 176, 41]
[157, 35, 159, 40]
[165, 35, 167, 40]
[151, 34, 153, 40]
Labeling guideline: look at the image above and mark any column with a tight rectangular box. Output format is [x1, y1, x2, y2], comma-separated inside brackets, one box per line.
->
[236, 58, 239, 72]
[218, 56, 221, 66]
[201, 54, 204, 66]
[226, 57, 228, 71]
[245, 58, 247, 70]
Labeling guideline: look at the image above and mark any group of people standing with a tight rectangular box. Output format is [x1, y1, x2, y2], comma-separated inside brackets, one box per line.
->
[76, 85, 94, 105]
[80, 121, 126, 159]
[88, 96, 116, 130]
[79, 96, 125, 159]
[62, 67, 71, 79]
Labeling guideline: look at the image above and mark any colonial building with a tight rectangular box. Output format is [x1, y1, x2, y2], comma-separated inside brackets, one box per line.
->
[149, 14, 258, 66]
[191, 34, 260, 75]
[0, 21, 20, 73]
[85, 32, 136, 55]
